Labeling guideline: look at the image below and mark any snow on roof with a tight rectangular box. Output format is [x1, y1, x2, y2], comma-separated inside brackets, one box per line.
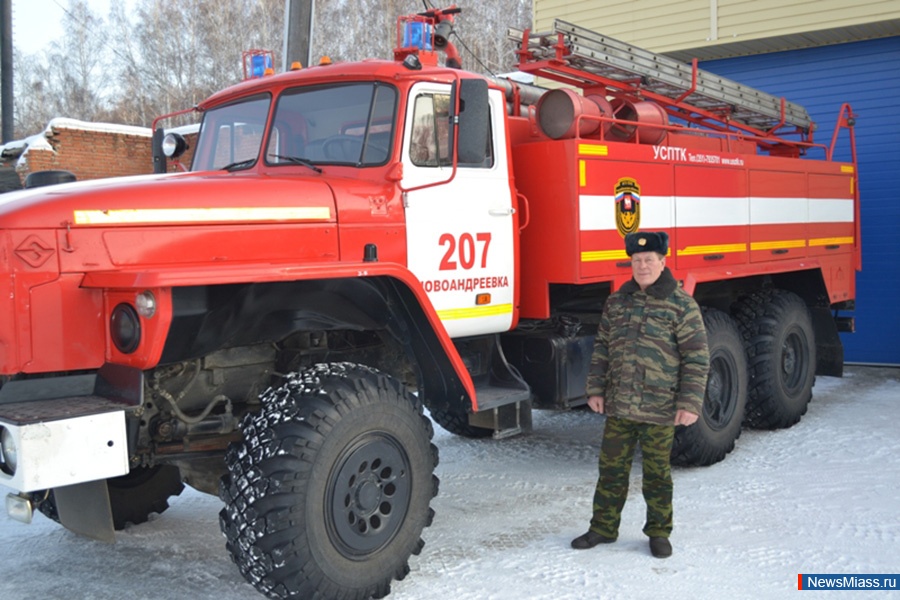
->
[0, 132, 49, 157]
[0, 131, 54, 168]
[44, 117, 152, 137]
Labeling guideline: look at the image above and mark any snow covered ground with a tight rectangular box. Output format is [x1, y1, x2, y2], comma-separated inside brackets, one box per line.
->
[1, 365, 898, 600]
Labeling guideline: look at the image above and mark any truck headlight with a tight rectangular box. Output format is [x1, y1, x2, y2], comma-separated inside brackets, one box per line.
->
[111, 303, 141, 354]
[0, 426, 17, 475]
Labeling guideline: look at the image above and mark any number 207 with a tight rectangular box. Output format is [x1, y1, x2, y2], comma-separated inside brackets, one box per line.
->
[439, 232, 492, 270]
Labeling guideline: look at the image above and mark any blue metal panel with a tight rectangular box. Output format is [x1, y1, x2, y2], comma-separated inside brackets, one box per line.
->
[702, 37, 900, 365]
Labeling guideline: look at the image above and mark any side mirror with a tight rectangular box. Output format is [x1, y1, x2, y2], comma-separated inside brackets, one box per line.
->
[451, 79, 489, 165]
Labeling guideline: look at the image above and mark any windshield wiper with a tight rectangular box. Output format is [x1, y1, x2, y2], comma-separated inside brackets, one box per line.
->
[220, 158, 256, 172]
[272, 154, 323, 173]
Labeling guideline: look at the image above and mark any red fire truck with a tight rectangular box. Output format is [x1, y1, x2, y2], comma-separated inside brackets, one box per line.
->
[0, 6, 857, 599]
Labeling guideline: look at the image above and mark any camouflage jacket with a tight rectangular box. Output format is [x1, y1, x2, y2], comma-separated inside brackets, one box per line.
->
[586, 267, 709, 425]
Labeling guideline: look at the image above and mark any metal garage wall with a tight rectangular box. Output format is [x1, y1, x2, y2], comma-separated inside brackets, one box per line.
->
[701, 37, 900, 365]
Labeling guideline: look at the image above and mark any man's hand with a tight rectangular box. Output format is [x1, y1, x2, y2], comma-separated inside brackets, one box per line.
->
[587, 395, 605, 414]
[674, 409, 699, 426]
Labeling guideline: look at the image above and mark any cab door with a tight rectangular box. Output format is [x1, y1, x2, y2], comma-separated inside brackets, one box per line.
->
[401, 82, 517, 338]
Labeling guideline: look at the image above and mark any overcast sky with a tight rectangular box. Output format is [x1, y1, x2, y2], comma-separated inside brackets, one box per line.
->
[12, 0, 112, 56]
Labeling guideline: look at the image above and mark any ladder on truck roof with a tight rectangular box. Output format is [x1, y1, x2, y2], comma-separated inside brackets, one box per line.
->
[509, 20, 813, 139]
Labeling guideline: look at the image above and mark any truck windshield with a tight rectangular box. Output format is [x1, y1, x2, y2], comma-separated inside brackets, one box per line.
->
[192, 94, 271, 171]
[192, 83, 397, 172]
[266, 82, 397, 167]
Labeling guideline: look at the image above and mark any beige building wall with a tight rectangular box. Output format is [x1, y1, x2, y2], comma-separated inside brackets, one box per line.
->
[532, 0, 900, 59]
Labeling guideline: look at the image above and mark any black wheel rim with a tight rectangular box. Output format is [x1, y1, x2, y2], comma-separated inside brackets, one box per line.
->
[781, 327, 810, 394]
[327, 433, 412, 558]
[703, 350, 739, 431]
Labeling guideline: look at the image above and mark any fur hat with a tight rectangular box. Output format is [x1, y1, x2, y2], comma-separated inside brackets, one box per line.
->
[624, 231, 669, 257]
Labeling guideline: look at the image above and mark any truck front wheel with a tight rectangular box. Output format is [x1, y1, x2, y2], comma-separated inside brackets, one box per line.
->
[671, 308, 748, 466]
[219, 363, 439, 600]
[734, 289, 816, 429]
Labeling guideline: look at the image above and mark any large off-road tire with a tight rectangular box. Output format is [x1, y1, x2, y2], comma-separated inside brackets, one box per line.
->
[428, 406, 493, 438]
[24, 169, 76, 188]
[671, 308, 748, 467]
[733, 289, 816, 429]
[36, 465, 184, 530]
[219, 363, 439, 600]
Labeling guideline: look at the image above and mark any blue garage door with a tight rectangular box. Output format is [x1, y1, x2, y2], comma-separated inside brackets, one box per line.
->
[702, 37, 900, 365]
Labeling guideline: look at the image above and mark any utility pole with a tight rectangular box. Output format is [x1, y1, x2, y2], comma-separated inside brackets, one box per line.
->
[1, 0, 13, 142]
[283, 0, 314, 72]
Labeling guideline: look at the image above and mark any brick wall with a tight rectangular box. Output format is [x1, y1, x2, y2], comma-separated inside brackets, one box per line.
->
[1, 118, 199, 187]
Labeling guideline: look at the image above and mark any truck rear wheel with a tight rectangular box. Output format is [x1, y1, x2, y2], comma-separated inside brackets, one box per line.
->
[671, 308, 747, 466]
[219, 363, 438, 600]
[36, 465, 184, 530]
[733, 289, 816, 429]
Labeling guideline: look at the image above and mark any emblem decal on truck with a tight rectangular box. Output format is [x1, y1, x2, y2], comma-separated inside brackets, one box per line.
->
[614, 177, 641, 237]
[14, 235, 55, 268]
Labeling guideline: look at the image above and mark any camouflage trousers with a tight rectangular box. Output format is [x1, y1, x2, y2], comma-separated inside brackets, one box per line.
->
[589, 417, 676, 539]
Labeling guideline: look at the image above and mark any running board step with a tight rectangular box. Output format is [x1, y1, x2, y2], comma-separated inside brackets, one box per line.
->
[470, 383, 532, 439]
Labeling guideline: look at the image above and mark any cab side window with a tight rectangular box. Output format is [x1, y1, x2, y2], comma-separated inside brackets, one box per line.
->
[409, 92, 494, 169]
[410, 94, 451, 167]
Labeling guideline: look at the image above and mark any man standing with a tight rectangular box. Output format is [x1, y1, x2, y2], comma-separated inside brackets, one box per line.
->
[571, 231, 709, 558]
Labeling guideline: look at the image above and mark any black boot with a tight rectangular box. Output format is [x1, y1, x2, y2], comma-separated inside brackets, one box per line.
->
[649, 537, 672, 558]
[571, 531, 616, 550]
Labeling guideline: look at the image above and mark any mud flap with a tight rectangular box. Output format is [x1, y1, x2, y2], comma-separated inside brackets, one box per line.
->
[55, 479, 116, 543]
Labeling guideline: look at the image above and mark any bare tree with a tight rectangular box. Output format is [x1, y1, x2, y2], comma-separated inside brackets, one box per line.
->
[310, 1, 531, 73]
[53, 0, 110, 118]
[12, 0, 532, 135]
[105, 1, 151, 126]
[12, 0, 110, 136]
[456, 0, 532, 75]
[13, 49, 53, 136]
[106, 0, 284, 127]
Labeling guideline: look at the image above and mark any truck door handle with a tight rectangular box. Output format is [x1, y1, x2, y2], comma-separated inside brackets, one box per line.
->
[489, 208, 516, 216]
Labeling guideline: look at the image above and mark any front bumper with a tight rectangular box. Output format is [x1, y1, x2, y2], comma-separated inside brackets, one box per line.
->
[0, 396, 129, 492]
